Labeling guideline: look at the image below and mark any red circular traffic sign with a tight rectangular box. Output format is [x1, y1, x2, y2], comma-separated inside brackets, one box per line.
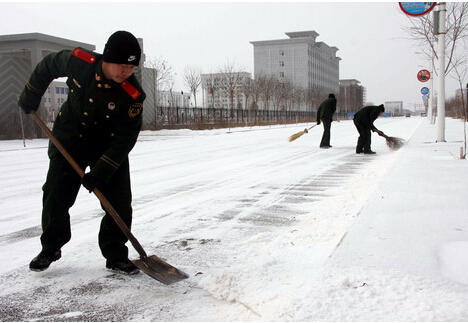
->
[417, 69, 431, 82]
[399, 2, 437, 17]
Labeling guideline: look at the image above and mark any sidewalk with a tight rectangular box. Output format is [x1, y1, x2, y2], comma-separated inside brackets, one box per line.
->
[329, 117, 468, 284]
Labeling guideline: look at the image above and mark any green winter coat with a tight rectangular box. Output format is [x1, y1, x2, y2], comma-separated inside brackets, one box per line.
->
[18, 47, 146, 183]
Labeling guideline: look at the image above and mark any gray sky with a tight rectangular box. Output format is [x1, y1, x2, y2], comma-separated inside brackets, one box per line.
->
[0, 1, 458, 110]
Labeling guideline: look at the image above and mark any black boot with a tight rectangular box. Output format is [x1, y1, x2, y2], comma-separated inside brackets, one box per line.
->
[106, 258, 139, 275]
[29, 250, 61, 271]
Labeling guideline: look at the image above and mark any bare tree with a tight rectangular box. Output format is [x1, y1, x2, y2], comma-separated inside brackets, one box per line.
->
[271, 79, 283, 111]
[307, 86, 327, 112]
[218, 61, 246, 112]
[280, 81, 295, 111]
[183, 66, 202, 108]
[251, 76, 263, 110]
[203, 74, 217, 108]
[260, 75, 276, 110]
[145, 56, 174, 106]
[292, 86, 307, 111]
[240, 77, 253, 110]
[402, 2, 468, 76]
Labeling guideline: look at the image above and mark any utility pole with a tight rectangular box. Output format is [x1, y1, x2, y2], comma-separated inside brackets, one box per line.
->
[436, 2, 446, 142]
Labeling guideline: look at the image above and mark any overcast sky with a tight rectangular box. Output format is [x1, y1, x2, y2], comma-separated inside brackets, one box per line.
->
[0, 1, 459, 110]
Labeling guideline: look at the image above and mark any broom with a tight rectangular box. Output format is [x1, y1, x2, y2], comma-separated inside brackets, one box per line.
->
[378, 131, 406, 150]
[288, 124, 318, 142]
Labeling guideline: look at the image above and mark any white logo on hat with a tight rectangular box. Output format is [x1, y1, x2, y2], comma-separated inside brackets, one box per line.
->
[128, 55, 136, 62]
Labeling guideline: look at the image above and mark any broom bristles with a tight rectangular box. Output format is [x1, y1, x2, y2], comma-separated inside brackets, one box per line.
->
[288, 129, 307, 142]
[385, 136, 405, 150]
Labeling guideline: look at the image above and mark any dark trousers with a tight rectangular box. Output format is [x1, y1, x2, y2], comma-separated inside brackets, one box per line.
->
[319, 119, 332, 147]
[40, 153, 132, 261]
[353, 119, 372, 153]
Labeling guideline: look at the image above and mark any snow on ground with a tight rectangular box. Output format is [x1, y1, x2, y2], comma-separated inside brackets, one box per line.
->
[0, 116, 468, 321]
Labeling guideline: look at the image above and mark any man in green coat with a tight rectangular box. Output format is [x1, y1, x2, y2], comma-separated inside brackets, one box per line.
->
[316, 93, 337, 148]
[353, 104, 385, 154]
[18, 31, 146, 275]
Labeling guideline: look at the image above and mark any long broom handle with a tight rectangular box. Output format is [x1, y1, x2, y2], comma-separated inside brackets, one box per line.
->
[30, 111, 148, 258]
[377, 131, 389, 139]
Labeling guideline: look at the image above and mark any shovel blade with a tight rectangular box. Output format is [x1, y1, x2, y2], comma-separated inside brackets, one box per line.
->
[132, 255, 189, 285]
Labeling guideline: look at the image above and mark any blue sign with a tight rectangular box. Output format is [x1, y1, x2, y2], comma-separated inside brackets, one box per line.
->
[421, 87, 429, 95]
[399, 2, 437, 17]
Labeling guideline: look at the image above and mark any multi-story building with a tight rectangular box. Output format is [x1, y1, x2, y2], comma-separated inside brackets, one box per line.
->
[0, 33, 95, 139]
[250, 31, 340, 103]
[42, 80, 68, 122]
[201, 72, 251, 109]
[384, 101, 404, 116]
[338, 79, 365, 114]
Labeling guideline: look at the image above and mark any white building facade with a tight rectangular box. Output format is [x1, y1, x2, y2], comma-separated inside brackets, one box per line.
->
[201, 72, 251, 109]
[250, 31, 340, 96]
[42, 80, 68, 122]
[384, 101, 404, 116]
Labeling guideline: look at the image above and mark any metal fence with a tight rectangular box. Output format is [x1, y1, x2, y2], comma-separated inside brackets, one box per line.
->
[143, 106, 317, 130]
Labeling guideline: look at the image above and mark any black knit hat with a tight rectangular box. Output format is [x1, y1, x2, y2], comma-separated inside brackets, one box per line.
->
[328, 93, 335, 98]
[378, 104, 385, 112]
[103, 31, 141, 66]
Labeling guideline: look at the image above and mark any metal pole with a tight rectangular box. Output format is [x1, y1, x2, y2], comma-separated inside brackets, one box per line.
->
[428, 44, 435, 124]
[18, 105, 26, 147]
[436, 2, 446, 142]
[464, 83, 467, 158]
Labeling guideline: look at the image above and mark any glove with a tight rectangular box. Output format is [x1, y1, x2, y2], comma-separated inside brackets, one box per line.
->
[18, 90, 40, 115]
[81, 173, 101, 193]
[376, 130, 384, 136]
[18, 102, 34, 114]
[317, 121, 321, 125]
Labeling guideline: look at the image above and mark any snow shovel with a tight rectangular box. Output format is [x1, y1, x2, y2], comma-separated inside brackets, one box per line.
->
[377, 131, 406, 150]
[288, 124, 318, 142]
[30, 111, 189, 285]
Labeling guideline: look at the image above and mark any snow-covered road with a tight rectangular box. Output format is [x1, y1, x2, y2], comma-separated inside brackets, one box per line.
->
[1, 116, 468, 321]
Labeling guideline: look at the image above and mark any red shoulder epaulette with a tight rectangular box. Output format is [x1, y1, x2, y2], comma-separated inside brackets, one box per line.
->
[71, 48, 96, 64]
[121, 81, 142, 100]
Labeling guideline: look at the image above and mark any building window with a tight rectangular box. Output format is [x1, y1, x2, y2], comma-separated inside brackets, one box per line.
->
[279, 50, 284, 56]
[279, 72, 285, 78]
[55, 88, 60, 94]
[279, 61, 284, 67]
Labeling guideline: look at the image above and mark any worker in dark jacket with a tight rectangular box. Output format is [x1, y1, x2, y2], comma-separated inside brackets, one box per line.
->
[353, 104, 385, 154]
[316, 94, 337, 148]
[18, 31, 146, 275]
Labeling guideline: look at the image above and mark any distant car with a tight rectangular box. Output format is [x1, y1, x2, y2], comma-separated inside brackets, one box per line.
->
[406, 113, 411, 117]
